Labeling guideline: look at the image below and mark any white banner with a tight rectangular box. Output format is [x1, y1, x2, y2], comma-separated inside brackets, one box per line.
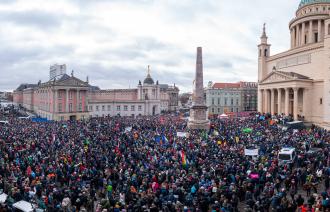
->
[125, 127, 132, 132]
[177, 132, 188, 137]
[244, 148, 259, 156]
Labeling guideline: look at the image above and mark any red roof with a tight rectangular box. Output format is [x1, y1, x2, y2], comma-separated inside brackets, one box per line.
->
[212, 83, 241, 89]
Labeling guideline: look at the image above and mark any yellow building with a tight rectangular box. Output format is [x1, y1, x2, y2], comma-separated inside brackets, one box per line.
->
[258, 0, 330, 129]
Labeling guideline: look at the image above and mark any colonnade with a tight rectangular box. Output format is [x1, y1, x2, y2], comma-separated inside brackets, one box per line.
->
[291, 19, 323, 48]
[259, 87, 308, 120]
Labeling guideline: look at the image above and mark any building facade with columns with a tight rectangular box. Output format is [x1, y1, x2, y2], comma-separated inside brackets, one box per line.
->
[258, 0, 330, 128]
[13, 65, 179, 120]
[88, 66, 179, 118]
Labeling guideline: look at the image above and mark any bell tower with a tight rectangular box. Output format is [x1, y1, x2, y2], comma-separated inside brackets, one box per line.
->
[258, 23, 271, 82]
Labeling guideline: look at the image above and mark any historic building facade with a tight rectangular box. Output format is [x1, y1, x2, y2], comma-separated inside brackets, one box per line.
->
[206, 81, 257, 115]
[13, 65, 179, 120]
[258, 0, 330, 128]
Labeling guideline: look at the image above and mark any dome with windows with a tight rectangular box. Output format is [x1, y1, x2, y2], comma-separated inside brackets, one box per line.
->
[299, 0, 330, 8]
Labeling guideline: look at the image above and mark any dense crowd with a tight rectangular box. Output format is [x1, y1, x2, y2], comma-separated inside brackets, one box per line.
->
[0, 105, 330, 211]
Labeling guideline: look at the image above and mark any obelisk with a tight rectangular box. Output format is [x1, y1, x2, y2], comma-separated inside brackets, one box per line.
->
[188, 47, 210, 130]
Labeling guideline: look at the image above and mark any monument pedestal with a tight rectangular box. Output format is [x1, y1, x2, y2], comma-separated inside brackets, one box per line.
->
[188, 105, 210, 130]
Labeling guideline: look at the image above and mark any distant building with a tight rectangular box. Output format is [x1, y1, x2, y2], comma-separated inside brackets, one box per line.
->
[50, 64, 66, 80]
[88, 66, 179, 118]
[205, 81, 257, 115]
[13, 65, 179, 120]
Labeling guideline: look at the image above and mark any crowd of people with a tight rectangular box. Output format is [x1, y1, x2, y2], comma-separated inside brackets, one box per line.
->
[0, 104, 330, 211]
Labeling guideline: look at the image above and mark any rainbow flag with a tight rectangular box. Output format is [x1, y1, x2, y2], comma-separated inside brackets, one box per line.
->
[181, 150, 187, 167]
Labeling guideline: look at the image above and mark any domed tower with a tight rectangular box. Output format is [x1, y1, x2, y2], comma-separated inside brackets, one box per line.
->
[290, 0, 330, 48]
[137, 65, 160, 101]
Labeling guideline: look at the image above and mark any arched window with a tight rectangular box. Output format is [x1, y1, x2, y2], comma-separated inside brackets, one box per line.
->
[264, 49, 268, 57]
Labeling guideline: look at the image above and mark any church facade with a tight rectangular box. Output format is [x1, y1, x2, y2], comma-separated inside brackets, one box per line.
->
[258, 0, 330, 129]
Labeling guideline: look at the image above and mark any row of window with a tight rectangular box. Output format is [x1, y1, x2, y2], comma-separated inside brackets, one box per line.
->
[211, 98, 239, 106]
[209, 92, 240, 96]
[58, 103, 83, 112]
[210, 107, 240, 113]
[90, 105, 143, 112]
[58, 91, 83, 100]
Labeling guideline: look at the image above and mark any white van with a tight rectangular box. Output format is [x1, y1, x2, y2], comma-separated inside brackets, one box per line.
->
[278, 147, 296, 165]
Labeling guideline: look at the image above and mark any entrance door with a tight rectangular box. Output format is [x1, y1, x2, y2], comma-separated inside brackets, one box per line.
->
[69, 115, 76, 121]
[152, 106, 157, 116]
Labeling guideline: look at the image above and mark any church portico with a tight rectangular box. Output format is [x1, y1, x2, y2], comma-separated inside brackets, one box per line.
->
[258, 69, 313, 120]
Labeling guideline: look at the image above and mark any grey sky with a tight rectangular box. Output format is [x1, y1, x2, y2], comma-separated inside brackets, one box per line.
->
[0, 0, 300, 92]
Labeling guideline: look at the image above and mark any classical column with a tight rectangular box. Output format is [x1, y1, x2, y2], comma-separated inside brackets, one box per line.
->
[318, 20, 322, 42]
[291, 28, 294, 48]
[297, 24, 301, 47]
[66, 89, 69, 113]
[277, 88, 282, 114]
[265, 89, 270, 113]
[285, 88, 290, 116]
[301, 22, 305, 45]
[76, 89, 79, 112]
[293, 88, 299, 120]
[54, 89, 58, 113]
[258, 89, 263, 113]
[302, 88, 309, 120]
[270, 89, 275, 115]
[309, 20, 313, 44]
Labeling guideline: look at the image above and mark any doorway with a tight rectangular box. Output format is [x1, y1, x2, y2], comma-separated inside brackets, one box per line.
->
[69, 115, 76, 121]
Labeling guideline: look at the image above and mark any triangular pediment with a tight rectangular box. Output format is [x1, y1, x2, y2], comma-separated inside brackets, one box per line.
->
[260, 71, 295, 84]
[56, 77, 88, 87]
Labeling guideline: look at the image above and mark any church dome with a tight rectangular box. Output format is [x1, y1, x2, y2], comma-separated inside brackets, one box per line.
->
[143, 75, 154, 85]
[299, 0, 330, 8]
[143, 65, 155, 85]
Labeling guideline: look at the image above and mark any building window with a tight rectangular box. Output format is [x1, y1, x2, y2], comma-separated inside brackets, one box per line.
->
[211, 108, 214, 113]
[58, 103, 62, 112]
[60, 116, 64, 121]
[231, 108, 233, 112]
[108, 105, 111, 111]
[124, 105, 128, 111]
[58, 92, 62, 100]
[212, 98, 214, 105]
[69, 103, 72, 112]
[69, 91, 73, 100]
[218, 108, 220, 113]
[117, 105, 121, 111]
[314, 33, 318, 42]
[79, 103, 82, 111]
[231, 98, 234, 105]
[96, 106, 99, 111]
[131, 105, 135, 111]
[236, 108, 239, 112]
[320, 98, 323, 105]
[236, 99, 239, 106]
[264, 49, 268, 57]
[218, 98, 220, 105]
[89, 105, 93, 111]
[102, 105, 105, 111]
[138, 105, 142, 111]
[224, 98, 227, 106]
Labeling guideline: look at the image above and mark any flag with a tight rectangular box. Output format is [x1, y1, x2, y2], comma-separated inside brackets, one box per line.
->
[181, 150, 187, 167]
[161, 134, 168, 143]
[235, 137, 239, 143]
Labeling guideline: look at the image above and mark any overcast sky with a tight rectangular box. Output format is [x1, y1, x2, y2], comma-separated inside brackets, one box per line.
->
[0, 0, 300, 92]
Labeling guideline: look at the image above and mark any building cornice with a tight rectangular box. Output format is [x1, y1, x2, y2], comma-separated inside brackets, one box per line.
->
[267, 42, 323, 62]
[289, 14, 329, 28]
